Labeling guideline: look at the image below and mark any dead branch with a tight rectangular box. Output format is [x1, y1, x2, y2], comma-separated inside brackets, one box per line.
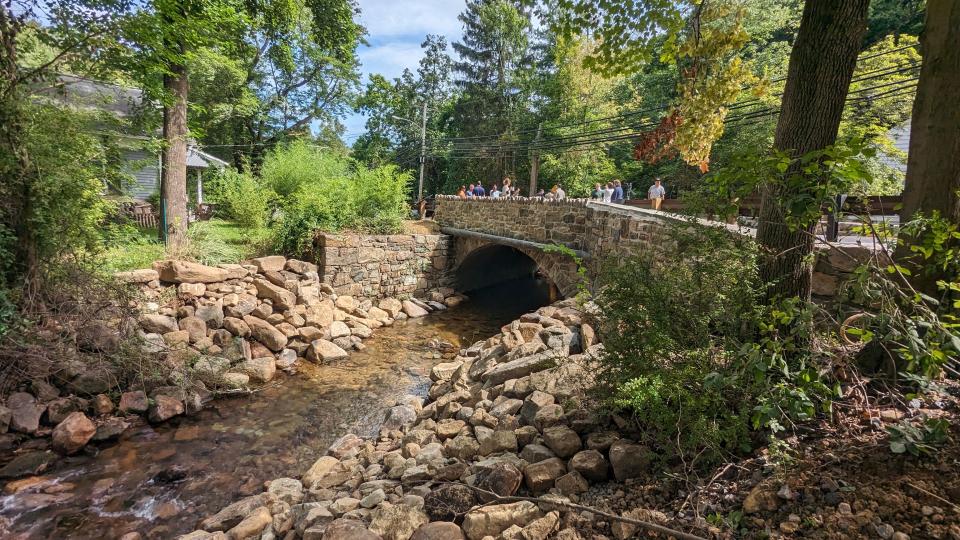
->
[438, 481, 709, 540]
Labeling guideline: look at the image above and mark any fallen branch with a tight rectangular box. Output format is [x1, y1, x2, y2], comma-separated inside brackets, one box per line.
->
[441, 481, 708, 540]
[906, 482, 960, 513]
[210, 382, 282, 397]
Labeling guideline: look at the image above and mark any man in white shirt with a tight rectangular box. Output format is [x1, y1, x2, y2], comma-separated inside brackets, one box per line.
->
[556, 185, 566, 200]
[648, 178, 666, 210]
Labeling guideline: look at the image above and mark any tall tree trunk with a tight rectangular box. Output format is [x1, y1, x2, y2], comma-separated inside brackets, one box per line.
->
[896, 0, 960, 286]
[161, 61, 190, 251]
[756, 0, 870, 301]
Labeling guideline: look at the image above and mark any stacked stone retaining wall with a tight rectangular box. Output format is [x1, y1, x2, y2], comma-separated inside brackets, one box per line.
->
[315, 233, 454, 299]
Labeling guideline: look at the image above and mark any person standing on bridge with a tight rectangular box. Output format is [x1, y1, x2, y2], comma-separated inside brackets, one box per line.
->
[490, 184, 501, 198]
[612, 180, 624, 204]
[592, 183, 603, 200]
[474, 181, 486, 197]
[556, 185, 566, 200]
[502, 177, 512, 197]
[648, 178, 666, 210]
[457, 185, 466, 199]
[467, 183, 476, 198]
[602, 182, 614, 203]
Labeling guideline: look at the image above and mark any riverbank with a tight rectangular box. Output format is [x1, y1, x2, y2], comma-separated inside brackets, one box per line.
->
[180, 298, 960, 540]
[0, 272, 553, 538]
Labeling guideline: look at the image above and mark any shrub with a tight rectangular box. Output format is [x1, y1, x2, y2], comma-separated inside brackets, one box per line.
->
[205, 169, 272, 229]
[595, 223, 760, 466]
[266, 144, 411, 257]
[260, 140, 350, 199]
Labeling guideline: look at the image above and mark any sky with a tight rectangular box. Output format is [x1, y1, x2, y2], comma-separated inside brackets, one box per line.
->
[341, 0, 466, 144]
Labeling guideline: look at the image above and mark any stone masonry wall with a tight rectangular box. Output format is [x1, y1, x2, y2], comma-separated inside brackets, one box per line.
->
[434, 196, 873, 299]
[316, 233, 453, 298]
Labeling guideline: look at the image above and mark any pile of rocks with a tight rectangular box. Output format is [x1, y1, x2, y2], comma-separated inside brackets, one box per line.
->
[181, 300, 663, 540]
[0, 255, 465, 468]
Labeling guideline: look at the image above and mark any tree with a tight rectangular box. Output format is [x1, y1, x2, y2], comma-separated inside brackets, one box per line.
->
[755, 1, 870, 301]
[121, 0, 248, 250]
[451, 0, 535, 183]
[896, 0, 959, 285]
[0, 0, 131, 290]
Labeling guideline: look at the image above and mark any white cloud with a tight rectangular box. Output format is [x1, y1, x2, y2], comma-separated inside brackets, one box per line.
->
[357, 40, 426, 81]
[356, 0, 465, 40]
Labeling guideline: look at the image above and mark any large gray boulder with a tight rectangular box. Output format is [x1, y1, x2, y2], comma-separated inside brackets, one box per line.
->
[154, 260, 230, 283]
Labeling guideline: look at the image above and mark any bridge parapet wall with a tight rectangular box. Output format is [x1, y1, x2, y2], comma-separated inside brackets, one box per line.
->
[434, 196, 593, 251]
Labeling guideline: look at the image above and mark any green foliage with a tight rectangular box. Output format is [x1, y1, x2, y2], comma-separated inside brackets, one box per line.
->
[261, 140, 350, 199]
[542, 243, 591, 301]
[888, 417, 951, 457]
[265, 144, 411, 257]
[205, 169, 273, 229]
[594, 223, 760, 465]
[843, 211, 960, 380]
[698, 138, 878, 227]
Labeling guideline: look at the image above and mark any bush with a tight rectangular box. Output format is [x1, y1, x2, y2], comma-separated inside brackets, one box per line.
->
[205, 169, 272, 229]
[266, 143, 411, 257]
[595, 223, 760, 466]
[260, 140, 350, 199]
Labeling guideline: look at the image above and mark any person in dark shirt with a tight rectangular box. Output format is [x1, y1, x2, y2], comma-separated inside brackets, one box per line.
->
[612, 180, 624, 204]
[474, 181, 486, 197]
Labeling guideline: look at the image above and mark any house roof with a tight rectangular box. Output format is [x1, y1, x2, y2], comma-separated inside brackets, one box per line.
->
[187, 147, 229, 169]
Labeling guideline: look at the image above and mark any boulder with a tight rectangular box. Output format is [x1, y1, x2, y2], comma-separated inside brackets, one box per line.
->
[140, 314, 179, 334]
[307, 339, 349, 363]
[148, 395, 184, 423]
[555, 470, 589, 495]
[568, 449, 609, 482]
[69, 366, 118, 395]
[382, 405, 417, 433]
[243, 315, 288, 352]
[476, 427, 518, 456]
[409, 522, 465, 540]
[200, 493, 271, 531]
[254, 279, 296, 310]
[541, 426, 581, 458]
[444, 433, 480, 461]
[92, 394, 114, 415]
[424, 483, 477, 521]
[179, 316, 208, 343]
[195, 303, 225, 329]
[608, 440, 649, 481]
[221, 372, 250, 389]
[252, 255, 286, 273]
[7, 392, 44, 434]
[327, 433, 365, 459]
[119, 390, 149, 414]
[523, 457, 567, 492]
[267, 477, 304, 506]
[481, 352, 556, 386]
[323, 518, 381, 540]
[46, 396, 85, 424]
[368, 504, 429, 540]
[461, 501, 543, 540]
[519, 391, 555, 425]
[401, 300, 428, 318]
[223, 317, 251, 338]
[519, 444, 556, 464]
[51, 412, 96, 454]
[115, 268, 159, 283]
[92, 416, 130, 441]
[475, 462, 522, 498]
[154, 260, 230, 283]
[225, 506, 271, 539]
[76, 322, 120, 353]
[236, 357, 276, 383]
[378, 298, 403, 318]
[302, 456, 339, 488]
[329, 321, 351, 339]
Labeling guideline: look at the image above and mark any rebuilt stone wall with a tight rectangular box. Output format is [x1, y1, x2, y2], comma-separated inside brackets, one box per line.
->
[435, 196, 876, 299]
[316, 233, 453, 298]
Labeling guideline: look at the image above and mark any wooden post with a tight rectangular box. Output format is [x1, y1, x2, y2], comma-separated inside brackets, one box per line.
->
[529, 123, 542, 197]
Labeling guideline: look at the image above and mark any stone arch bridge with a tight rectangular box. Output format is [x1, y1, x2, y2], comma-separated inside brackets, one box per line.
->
[434, 196, 696, 297]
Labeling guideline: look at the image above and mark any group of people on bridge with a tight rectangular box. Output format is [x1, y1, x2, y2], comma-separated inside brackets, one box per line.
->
[454, 176, 667, 210]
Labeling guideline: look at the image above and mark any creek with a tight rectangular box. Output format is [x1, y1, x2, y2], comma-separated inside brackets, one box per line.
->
[0, 278, 551, 539]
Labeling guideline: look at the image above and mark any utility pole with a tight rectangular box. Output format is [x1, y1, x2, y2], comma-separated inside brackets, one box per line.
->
[529, 123, 542, 197]
[418, 101, 428, 204]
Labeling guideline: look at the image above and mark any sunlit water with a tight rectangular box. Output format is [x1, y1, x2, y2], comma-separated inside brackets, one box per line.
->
[0, 279, 551, 539]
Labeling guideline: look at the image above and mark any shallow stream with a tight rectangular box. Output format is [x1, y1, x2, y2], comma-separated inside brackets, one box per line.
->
[0, 279, 550, 539]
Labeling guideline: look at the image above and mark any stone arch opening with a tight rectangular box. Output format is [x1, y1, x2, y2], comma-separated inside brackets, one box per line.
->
[455, 244, 558, 298]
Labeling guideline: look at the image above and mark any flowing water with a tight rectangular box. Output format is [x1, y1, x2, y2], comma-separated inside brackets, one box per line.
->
[0, 279, 551, 539]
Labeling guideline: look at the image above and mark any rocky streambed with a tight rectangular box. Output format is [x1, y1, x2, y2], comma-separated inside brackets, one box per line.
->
[172, 298, 652, 540]
[0, 255, 553, 539]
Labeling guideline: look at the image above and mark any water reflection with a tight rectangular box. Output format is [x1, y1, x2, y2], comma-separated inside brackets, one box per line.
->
[0, 278, 550, 539]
